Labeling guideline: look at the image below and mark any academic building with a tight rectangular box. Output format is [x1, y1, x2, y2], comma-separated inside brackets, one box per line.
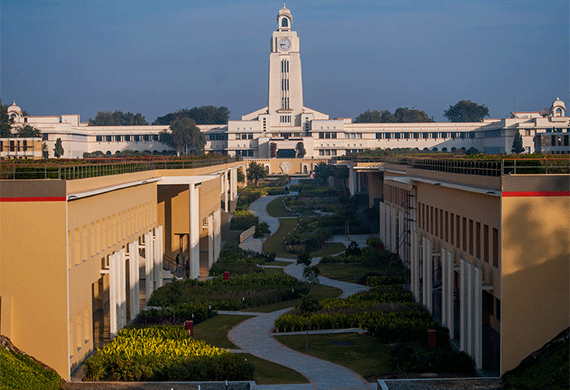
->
[0, 160, 246, 380]
[4, 6, 570, 159]
[347, 157, 569, 375]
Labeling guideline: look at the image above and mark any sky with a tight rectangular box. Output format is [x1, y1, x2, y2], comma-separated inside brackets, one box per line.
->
[1, 0, 568, 123]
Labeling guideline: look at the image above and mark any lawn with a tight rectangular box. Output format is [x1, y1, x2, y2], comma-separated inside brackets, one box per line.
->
[318, 263, 376, 284]
[263, 218, 346, 258]
[274, 332, 392, 381]
[242, 354, 309, 384]
[193, 314, 254, 349]
[266, 196, 293, 218]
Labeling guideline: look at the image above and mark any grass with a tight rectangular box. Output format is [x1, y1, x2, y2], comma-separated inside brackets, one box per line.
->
[263, 218, 346, 259]
[241, 354, 309, 384]
[318, 263, 376, 284]
[264, 260, 294, 266]
[274, 332, 392, 381]
[193, 314, 254, 349]
[266, 196, 293, 218]
[0, 345, 62, 390]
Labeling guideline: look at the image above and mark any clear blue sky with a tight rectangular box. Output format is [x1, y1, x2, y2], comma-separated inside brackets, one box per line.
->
[1, 0, 568, 123]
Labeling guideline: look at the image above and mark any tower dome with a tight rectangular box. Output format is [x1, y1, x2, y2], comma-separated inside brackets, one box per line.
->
[550, 97, 566, 117]
[278, 4, 292, 30]
[7, 101, 22, 121]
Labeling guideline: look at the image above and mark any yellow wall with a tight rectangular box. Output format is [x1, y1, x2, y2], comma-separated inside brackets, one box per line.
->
[0, 200, 69, 379]
[157, 185, 189, 260]
[501, 194, 570, 373]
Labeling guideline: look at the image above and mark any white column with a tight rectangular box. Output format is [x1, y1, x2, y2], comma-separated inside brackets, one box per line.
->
[466, 262, 474, 357]
[242, 166, 247, 186]
[348, 168, 355, 196]
[411, 230, 420, 301]
[128, 241, 140, 320]
[390, 206, 397, 252]
[208, 214, 214, 268]
[145, 232, 154, 301]
[230, 168, 238, 201]
[474, 266, 483, 369]
[223, 172, 229, 212]
[398, 210, 405, 260]
[426, 239, 433, 313]
[214, 208, 221, 262]
[189, 183, 200, 279]
[446, 249, 455, 340]
[119, 249, 127, 328]
[109, 252, 118, 338]
[460, 259, 467, 351]
[356, 172, 361, 193]
[153, 226, 163, 289]
[379, 202, 385, 245]
[441, 248, 448, 329]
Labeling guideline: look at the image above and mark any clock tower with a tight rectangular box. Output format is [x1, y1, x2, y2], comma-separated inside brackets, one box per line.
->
[267, 5, 304, 127]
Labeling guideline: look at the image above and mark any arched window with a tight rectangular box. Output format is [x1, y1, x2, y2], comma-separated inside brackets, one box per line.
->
[281, 17, 288, 27]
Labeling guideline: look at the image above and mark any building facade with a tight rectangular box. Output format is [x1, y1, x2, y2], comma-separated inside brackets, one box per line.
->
[5, 8, 570, 160]
[348, 158, 569, 375]
[0, 160, 246, 380]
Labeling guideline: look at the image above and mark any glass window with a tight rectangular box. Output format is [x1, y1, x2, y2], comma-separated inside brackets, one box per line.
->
[115, 135, 121, 142]
[106, 136, 112, 142]
[413, 132, 419, 139]
[423, 132, 429, 139]
[385, 133, 392, 139]
[376, 133, 382, 139]
[441, 132, 447, 138]
[404, 132, 410, 139]
[394, 133, 401, 139]
[134, 135, 140, 142]
[125, 135, 131, 141]
[432, 132, 438, 139]
[143, 135, 150, 141]
[96, 136, 102, 142]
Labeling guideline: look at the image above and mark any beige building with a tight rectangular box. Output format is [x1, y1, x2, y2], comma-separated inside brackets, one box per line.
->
[0, 137, 43, 159]
[347, 157, 569, 374]
[0, 160, 246, 380]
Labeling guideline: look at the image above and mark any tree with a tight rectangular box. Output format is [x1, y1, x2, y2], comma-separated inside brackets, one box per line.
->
[42, 142, 49, 159]
[236, 168, 245, 183]
[15, 124, 41, 138]
[511, 130, 525, 154]
[153, 106, 230, 125]
[253, 221, 271, 240]
[247, 161, 267, 185]
[333, 165, 349, 188]
[443, 100, 489, 122]
[1, 98, 14, 137]
[296, 142, 306, 158]
[355, 108, 432, 123]
[302, 265, 320, 286]
[54, 138, 64, 158]
[161, 117, 205, 156]
[313, 162, 333, 186]
[297, 252, 312, 266]
[88, 110, 148, 126]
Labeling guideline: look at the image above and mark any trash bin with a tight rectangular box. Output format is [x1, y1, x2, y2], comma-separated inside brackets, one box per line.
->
[223, 271, 230, 281]
[428, 329, 436, 348]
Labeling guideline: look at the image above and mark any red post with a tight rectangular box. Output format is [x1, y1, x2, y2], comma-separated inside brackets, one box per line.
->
[428, 330, 436, 348]
[223, 271, 230, 281]
[185, 320, 194, 337]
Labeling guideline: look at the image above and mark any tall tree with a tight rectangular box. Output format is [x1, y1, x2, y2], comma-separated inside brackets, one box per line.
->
[1, 98, 14, 137]
[313, 162, 333, 186]
[54, 138, 64, 158]
[160, 117, 205, 156]
[296, 142, 306, 158]
[511, 130, 525, 154]
[253, 221, 271, 240]
[355, 108, 432, 123]
[153, 106, 230, 125]
[88, 111, 148, 126]
[247, 161, 267, 185]
[443, 100, 490, 122]
[15, 125, 41, 138]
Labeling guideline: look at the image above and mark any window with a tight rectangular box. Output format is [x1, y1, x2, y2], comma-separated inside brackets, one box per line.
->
[430, 206, 434, 235]
[462, 217, 467, 251]
[376, 133, 383, 139]
[106, 136, 112, 142]
[469, 219, 474, 255]
[492, 228, 499, 267]
[484, 225, 489, 262]
[134, 135, 140, 142]
[385, 133, 392, 139]
[413, 132, 419, 139]
[143, 135, 150, 141]
[423, 132, 429, 139]
[441, 132, 447, 138]
[125, 135, 131, 141]
[403, 132, 410, 139]
[440, 210, 444, 238]
[476, 222, 481, 258]
[445, 211, 449, 242]
[115, 135, 121, 142]
[96, 136, 102, 142]
[432, 132, 439, 139]
[153, 134, 159, 141]
[394, 132, 401, 139]
[450, 213, 454, 245]
[435, 208, 439, 237]
[280, 115, 291, 123]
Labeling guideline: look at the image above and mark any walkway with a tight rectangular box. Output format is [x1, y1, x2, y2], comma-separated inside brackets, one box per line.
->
[233, 193, 376, 389]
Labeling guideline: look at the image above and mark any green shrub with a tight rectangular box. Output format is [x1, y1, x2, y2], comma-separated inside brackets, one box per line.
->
[230, 211, 259, 231]
[390, 342, 475, 374]
[0, 346, 62, 390]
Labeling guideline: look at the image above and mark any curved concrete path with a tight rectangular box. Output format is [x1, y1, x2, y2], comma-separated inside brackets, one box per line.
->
[234, 194, 375, 389]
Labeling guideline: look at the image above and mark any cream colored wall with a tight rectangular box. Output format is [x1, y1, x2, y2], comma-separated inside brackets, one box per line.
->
[157, 185, 189, 260]
[0, 200, 70, 379]
[500, 194, 570, 374]
[250, 158, 327, 175]
[66, 182, 158, 371]
[198, 178, 221, 240]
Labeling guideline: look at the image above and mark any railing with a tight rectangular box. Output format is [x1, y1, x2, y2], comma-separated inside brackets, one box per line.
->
[341, 156, 570, 176]
[0, 157, 238, 180]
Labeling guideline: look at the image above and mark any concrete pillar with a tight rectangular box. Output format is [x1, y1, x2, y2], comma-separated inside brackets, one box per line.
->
[445, 249, 455, 339]
[426, 239, 433, 313]
[466, 262, 474, 357]
[153, 226, 163, 289]
[441, 248, 449, 329]
[398, 210, 405, 261]
[230, 168, 238, 201]
[109, 252, 118, 337]
[242, 165, 248, 186]
[390, 206, 397, 253]
[118, 248, 127, 329]
[460, 259, 466, 352]
[474, 266, 483, 369]
[208, 213, 214, 268]
[189, 183, 200, 279]
[128, 241, 140, 320]
[379, 202, 385, 245]
[411, 230, 420, 301]
[223, 171, 229, 212]
[214, 208, 221, 262]
[348, 167, 355, 195]
[145, 232, 154, 301]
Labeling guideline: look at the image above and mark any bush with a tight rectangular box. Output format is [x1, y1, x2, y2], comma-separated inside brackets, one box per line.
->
[390, 343, 475, 374]
[0, 344, 62, 390]
[230, 210, 259, 231]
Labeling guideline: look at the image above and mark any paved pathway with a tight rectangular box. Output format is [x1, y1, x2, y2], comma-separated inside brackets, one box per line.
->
[233, 194, 376, 390]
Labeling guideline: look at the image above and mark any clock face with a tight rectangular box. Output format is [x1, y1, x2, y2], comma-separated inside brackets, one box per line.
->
[278, 38, 291, 51]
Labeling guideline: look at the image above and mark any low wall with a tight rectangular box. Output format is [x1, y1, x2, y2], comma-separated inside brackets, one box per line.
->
[240, 226, 256, 243]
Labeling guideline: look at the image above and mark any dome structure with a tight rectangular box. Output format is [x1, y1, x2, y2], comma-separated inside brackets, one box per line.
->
[550, 97, 566, 117]
[7, 101, 22, 121]
[278, 3, 292, 30]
